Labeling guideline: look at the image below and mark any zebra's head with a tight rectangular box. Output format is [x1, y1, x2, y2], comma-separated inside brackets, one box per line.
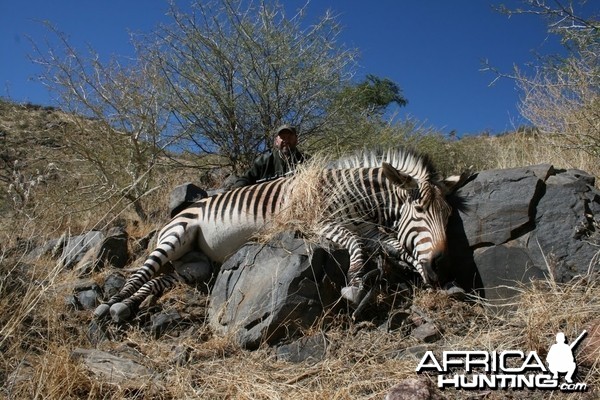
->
[381, 161, 466, 285]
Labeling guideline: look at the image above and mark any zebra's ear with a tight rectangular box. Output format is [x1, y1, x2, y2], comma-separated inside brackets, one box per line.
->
[442, 171, 471, 194]
[382, 162, 418, 189]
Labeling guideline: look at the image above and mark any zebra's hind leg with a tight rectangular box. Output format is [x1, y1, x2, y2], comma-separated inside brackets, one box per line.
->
[94, 223, 197, 320]
[108, 252, 213, 323]
[94, 263, 168, 320]
[93, 265, 160, 320]
[109, 273, 179, 323]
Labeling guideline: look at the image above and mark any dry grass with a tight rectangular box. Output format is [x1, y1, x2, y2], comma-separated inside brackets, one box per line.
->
[2, 100, 599, 398]
[2, 233, 598, 399]
[256, 154, 334, 244]
[488, 132, 600, 182]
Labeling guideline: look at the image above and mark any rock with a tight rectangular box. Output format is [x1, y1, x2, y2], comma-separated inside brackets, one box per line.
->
[208, 233, 348, 349]
[169, 182, 207, 218]
[64, 280, 102, 310]
[65, 294, 80, 310]
[71, 348, 153, 384]
[102, 272, 126, 299]
[385, 377, 443, 400]
[276, 334, 328, 364]
[458, 165, 547, 246]
[86, 320, 112, 345]
[59, 231, 104, 269]
[528, 171, 599, 281]
[131, 229, 157, 259]
[76, 289, 101, 310]
[98, 227, 129, 269]
[472, 243, 546, 301]
[73, 228, 129, 276]
[150, 310, 183, 339]
[24, 235, 65, 261]
[442, 281, 466, 301]
[172, 250, 213, 284]
[411, 322, 442, 343]
[445, 165, 600, 305]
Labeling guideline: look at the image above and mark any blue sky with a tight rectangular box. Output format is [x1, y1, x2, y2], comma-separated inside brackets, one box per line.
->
[0, 1, 586, 136]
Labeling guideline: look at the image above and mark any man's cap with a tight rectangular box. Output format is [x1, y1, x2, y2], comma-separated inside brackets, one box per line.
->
[274, 124, 297, 136]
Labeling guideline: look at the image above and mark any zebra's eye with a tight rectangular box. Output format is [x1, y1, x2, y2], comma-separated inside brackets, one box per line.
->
[414, 205, 425, 213]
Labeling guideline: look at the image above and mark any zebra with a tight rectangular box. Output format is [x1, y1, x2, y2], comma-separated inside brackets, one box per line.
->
[94, 148, 467, 322]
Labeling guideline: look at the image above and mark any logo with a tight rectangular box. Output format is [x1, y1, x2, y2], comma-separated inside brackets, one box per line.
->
[416, 330, 588, 392]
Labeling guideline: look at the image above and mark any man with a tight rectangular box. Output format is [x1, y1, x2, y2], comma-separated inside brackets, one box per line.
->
[233, 124, 308, 188]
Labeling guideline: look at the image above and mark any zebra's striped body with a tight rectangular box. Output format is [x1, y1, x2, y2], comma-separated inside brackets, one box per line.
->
[95, 148, 465, 322]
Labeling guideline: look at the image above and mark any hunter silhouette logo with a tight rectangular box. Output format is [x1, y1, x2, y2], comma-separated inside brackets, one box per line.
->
[416, 330, 589, 392]
[546, 331, 587, 385]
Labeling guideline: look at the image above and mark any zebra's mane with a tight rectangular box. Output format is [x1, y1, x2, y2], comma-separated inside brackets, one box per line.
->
[332, 147, 437, 182]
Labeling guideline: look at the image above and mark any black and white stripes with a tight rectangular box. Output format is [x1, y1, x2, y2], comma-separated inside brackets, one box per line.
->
[95, 148, 464, 321]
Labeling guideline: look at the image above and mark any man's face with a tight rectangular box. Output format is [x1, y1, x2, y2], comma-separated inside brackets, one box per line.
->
[274, 130, 298, 155]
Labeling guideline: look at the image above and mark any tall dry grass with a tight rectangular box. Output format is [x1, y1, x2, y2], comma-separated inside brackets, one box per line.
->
[257, 154, 333, 243]
[1, 231, 598, 399]
[488, 132, 600, 181]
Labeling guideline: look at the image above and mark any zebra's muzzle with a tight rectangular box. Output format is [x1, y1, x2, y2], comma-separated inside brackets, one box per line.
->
[420, 250, 444, 285]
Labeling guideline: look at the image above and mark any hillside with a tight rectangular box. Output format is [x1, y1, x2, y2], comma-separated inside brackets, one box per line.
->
[1, 100, 599, 399]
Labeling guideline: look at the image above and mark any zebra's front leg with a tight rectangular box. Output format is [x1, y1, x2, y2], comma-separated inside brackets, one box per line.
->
[109, 273, 179, 323]
[321, 224, 368, 305]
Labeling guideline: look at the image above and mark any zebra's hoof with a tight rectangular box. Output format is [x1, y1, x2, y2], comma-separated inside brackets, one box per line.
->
[93, 304, 110, 319]
[110, 303, 132, 323]
[341, 285, 366, 305]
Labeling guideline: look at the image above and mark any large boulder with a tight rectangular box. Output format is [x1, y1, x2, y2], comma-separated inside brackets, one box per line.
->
[208, 233, 349, 349]
[444, 164, 600, 304]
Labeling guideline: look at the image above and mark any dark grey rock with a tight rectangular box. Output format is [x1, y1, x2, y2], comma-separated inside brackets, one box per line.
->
[276, 334, 328, 364]
[529, 173, 599, 281]
[76, 289, 101, 310]
[169, 182, 207, 217]
[103, 272, 126, 299]
[446, 164, 600, 306]
[65, 294, 81, 310]
[86, 320, 111, 345]
[24, 236, 65, 261]
[473, 240, 547, 303]
[457, 166, 546, 246]
[98, 227, 129, 269]
[73, 228, 129, 276]
[150, 310, 183, 339]
[172, 250, 213, 284]
[132, 229, 157, 257]
[208, 233, 348, 349]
